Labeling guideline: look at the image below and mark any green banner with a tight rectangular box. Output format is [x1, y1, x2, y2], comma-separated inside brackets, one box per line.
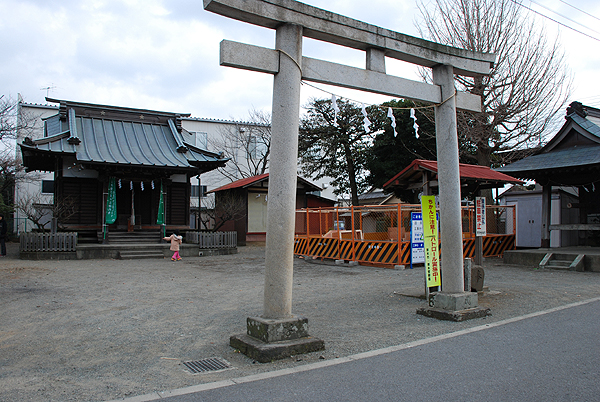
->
[156, 181, 165, 225]
[105, 177, 117, 224]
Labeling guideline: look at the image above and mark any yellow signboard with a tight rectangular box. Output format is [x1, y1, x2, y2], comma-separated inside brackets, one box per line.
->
[421, 195, 441, 288]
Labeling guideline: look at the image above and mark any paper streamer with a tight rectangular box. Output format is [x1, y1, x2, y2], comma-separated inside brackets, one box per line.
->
[361, 103, 371, 133]
[388, 108, 397, 137]
[410, 108, 419, 138]
[332, 94, 340, 127]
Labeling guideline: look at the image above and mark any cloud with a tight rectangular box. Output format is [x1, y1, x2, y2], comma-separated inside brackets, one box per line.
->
[1, 0, 598, 122]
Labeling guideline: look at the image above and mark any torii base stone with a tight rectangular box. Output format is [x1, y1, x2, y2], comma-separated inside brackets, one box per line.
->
[416, 292, 491, 322]
[230, 316, 324, 363]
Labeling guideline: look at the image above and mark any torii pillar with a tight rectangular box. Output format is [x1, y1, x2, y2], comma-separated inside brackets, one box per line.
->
[416, 65, 491, 321]
[205, 0, 495, 361]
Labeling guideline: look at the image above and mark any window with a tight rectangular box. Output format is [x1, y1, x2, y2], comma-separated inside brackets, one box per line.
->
[247, 135, 257, 159]
[191, 185, 207, 198]
[41, 180, 54, 194]
[194, 132, 208, 150]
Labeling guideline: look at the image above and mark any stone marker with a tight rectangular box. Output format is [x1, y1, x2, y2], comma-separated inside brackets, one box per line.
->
[464, 258, 472, 292]
[471, 266, 485, 292]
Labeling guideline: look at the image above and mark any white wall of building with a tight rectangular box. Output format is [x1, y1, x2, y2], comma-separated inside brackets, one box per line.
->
[500, 187, 579, 248]
[14, 102, 58, 233]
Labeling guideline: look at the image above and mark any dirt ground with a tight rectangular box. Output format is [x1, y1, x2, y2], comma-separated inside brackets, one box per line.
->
[1, 241, 600, 402]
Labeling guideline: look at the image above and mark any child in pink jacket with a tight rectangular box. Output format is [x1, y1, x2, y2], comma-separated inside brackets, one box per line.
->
[164, 230, 183, 261]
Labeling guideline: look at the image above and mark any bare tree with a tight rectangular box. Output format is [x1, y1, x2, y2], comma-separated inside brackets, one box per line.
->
[198, 191, 246, 232]
[15, 192, 77, 232]
[417, 0, 572, 167]
[0, 95, 19, 143]
[0, 150, 22, 214]
[1, 95, 36, 145]
[210, 109, 271, 181]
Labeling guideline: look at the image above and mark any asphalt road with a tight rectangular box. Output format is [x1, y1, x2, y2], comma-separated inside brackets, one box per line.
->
[153, 299, 600, 402]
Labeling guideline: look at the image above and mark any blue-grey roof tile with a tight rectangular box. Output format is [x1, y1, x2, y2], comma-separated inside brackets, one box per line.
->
[23, 115, 224, 171]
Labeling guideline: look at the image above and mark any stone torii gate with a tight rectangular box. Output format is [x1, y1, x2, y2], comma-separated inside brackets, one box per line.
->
[204, 0, 495, 361]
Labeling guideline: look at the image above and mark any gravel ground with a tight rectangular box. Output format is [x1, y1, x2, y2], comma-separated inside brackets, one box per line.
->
[1, 241, 599, 402]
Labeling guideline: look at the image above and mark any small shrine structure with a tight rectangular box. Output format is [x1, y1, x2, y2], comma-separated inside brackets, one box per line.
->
[19, 98, 226, 240]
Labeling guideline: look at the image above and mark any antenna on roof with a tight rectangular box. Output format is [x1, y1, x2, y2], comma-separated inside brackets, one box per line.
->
[40, 84, 57, 97]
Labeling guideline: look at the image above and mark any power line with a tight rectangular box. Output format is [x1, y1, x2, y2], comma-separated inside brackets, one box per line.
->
[528, 0, 600, 35]
[579, 95, 600, 106]
[510, 0, 600, 42]
[558, 0, 600, 23]
[583, 94, 600, 99]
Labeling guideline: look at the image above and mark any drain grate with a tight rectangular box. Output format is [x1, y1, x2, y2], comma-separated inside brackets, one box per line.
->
[182, 357, 232, 374]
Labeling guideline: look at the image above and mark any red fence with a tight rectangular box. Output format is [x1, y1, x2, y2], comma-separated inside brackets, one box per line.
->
[294, 204, 516, 267]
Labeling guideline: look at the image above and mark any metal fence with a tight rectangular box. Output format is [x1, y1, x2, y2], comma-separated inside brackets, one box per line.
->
[20, 232, 78, 252]
[192, 231, 237, 249]
[294, 204, 516, 266]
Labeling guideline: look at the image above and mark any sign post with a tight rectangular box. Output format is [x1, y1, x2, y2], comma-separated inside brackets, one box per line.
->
[476, 197, 486, 236]
[475, 196, 486, 265]
[410, 212, 424, 269]
[421, 196, 441, 294]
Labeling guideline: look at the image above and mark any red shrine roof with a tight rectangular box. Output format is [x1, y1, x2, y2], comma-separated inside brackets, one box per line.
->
[383, 159, 522, 190]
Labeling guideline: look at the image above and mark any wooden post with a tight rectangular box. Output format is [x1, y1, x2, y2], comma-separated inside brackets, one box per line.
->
[541, 184, 551, 248]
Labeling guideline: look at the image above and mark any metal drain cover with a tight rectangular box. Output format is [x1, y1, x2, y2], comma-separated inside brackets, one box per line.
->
[182, 357, 232, 374]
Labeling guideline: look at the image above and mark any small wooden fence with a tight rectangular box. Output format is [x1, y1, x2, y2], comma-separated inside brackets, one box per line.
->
[20, 232, 78, 252]
[188, 231, 237, 249]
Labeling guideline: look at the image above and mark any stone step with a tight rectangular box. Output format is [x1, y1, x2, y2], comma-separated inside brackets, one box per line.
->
[119, 251, 165, 260]
[98, 231, 161, 244]
[109, 237, 160, 243]
[547, 260, 572, 269]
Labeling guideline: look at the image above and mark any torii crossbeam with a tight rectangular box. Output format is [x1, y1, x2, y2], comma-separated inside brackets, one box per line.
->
[204, 0, 496, 361]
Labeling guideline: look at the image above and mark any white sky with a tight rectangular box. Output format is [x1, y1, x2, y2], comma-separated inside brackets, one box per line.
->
[1, 0, 599, 122]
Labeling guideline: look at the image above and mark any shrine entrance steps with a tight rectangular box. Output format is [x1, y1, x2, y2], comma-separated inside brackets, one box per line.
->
[97, 230, 162, 244]
[504, 247, 600, 272]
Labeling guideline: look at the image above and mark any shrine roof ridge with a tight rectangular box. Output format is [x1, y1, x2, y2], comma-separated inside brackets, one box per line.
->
[46, 98, 191, 119]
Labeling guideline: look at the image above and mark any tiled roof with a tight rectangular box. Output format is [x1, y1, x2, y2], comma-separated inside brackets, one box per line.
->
[209, 173, 321, 193]
[20, 99, 226, 173]
[383, 159, 522, 189]
[210, 173, 270, 192]
[182, 116, 269, 127]
[497, 106, 600, 178]
[496, 145, 600, 177]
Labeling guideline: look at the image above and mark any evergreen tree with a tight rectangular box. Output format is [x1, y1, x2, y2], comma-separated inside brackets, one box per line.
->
[298, 98, 374, 206]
